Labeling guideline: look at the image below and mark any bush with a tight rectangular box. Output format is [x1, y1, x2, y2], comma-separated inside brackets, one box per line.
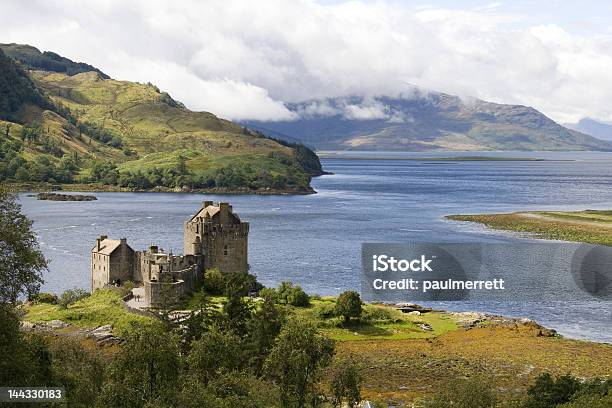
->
[277, 282, 310, 307]
[335, 291, 362, 323]
[118, 281, 135, 298]
[361, 304, 404, 323]
[58, 288, 90, 309]
[203, 269, 226, 295]
[32, 292, 58, 304]
[315, 302, 337, 319]
[420, 377, 497, 408]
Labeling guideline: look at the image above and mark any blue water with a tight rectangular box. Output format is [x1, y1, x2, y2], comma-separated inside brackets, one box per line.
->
[20, 151, 612, 342]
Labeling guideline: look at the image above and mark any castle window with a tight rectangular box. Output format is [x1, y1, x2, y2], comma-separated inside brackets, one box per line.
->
[223, 245, 229, 256]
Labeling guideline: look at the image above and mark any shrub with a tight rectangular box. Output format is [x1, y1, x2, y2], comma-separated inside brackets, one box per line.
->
[32, 292, 58, 304]
[335, 291, 362, 323]
[203, 269, 226, 295]
[277, 282, 310, 307]
[315, 302, 336, 319]
[420, 377, 497, 408]
[58, 288, 90, 309]
[361, 304, 404, 323]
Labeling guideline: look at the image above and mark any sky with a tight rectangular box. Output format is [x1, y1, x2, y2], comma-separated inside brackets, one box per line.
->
[2, 0, 612, 123]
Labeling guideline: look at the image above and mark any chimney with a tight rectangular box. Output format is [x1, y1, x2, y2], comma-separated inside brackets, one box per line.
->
[150, 245, 158, 253]
[100, 235, 108, 241]
[203, 200, 213, 208]
[96, 238, 101, 251]
[220, 202, 230, 224]
[120, 238, 127, 245]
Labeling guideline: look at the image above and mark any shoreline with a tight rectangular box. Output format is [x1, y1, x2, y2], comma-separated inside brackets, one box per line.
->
[4, 182, 318, 195]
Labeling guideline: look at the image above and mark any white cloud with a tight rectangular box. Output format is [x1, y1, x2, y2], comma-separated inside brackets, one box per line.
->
[1, 0, 611, 123]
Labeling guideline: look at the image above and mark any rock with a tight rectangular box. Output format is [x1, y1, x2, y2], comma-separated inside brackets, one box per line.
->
[407, 311, 421, 316]
[20, 321, 35, 330]
[48, 319, 68, 329]
[419, 323, 433, 331]
[91, 324, 113, 333]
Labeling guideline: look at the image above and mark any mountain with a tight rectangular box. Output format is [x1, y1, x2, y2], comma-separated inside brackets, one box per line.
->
[0, 43, 110, 79]
[245, 92, 612, 151]
[564, 118, 612, 141]
[0, 48, 53, 120]
[0, 45, 322, 193]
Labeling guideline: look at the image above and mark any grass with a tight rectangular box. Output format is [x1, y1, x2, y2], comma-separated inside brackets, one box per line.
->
[338, 324, 612, 403]
[3, 70, 318, 193]
[287, 298, 459, 341]
[24, 289, 160, 336]
[447, 210, 612, 246]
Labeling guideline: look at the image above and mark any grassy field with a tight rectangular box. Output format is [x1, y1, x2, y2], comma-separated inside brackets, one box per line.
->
[23, 289, 160, 335]
[22, 289, 612, 404]
[447, 210, 612, 246]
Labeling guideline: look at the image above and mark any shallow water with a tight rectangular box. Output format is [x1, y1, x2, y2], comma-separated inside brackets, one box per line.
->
[20, 151, 612, 342]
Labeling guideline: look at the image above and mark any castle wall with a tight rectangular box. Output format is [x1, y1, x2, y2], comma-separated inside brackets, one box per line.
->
[108, 241, 134, 285]
[91, 253, 110, 290]
[202, 223, 249, 273]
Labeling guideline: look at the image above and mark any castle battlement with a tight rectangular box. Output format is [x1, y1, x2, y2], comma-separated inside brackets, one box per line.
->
[91, 201, 249, 305]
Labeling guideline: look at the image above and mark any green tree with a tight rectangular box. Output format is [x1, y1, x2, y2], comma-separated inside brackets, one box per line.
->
[187, 326, 243, 384]
[277, 281, 310, 307]
[264, 320, 335, 408]
[246, 291, 285, 373]
[58, 288, 90, 309]
[0, 306, 51, 386]
[524, 373, 582, 408]
[335, 291, 362, 323]
[0, 190, 47, 304]
[223, 274, 252, 336]
[180, 371, 281, 408]
[421, 377, 497, 408]
[203, 268, 226, 295]
[328, 356, 363, 408]
[97, 325, 181, 407]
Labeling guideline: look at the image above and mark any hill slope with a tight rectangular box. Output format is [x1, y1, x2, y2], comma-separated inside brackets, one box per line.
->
[565, 118, 612, 141]
[0, 46, 322, 193]
[0, 43, 110, 79]
[245, 93, 612, 151]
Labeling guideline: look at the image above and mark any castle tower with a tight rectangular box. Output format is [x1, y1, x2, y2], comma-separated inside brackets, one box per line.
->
[184, 201, 249, 273]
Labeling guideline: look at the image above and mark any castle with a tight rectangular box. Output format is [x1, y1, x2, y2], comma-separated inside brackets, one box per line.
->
[91, 201, 249, 306]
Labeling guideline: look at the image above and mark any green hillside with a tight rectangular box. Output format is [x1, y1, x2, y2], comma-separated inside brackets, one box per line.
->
[0, 46, 323, 193]
[0, 43, 110, 78]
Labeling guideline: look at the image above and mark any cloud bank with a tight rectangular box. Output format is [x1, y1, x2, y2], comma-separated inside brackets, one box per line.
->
[1, 0, 612, 123]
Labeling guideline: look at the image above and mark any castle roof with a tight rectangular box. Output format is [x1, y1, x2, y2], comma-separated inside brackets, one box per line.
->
[189, 203, 241, 224]
[92, 238, 125, 255]
[190, 205, 219, 221]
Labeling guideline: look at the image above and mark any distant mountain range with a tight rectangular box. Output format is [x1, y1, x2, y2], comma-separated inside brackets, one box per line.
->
[564, 118, 612, 141]
[245, 92, 612, 151]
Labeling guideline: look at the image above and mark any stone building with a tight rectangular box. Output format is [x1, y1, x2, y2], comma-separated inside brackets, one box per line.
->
[183, 201, 249, 273]
[91, 201, 249, 306]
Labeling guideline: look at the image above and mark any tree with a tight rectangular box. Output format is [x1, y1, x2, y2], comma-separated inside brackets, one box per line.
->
[335, 291, 362, 323]
[177, 154, 188, 175]
[328, 356, 363, 408]
[58, 288, 90, 309]
[246, 291, 285, 374]
[0, 190, 47, 304]
[97, 325, 181, 407]
[421, 377, 497, 408]
[264, 320, 335, 408]
[187, 326, 243, 384]
[223, 274, 252, 336]
[524, 373, 582, 408]
[277, 281, 310, 307]
[0, 306, 51, 386]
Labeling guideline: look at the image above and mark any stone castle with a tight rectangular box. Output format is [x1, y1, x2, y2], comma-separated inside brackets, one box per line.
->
[91, 201, 249, 305]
